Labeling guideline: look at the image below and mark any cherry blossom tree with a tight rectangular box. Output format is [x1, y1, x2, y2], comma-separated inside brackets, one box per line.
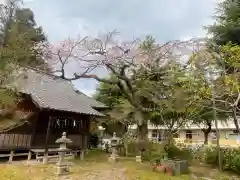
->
[36, 31, 206, 159]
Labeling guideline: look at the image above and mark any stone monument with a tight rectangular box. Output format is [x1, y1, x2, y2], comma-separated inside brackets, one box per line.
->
[108, 132, 119, 163]
[55, 132, 72, 176]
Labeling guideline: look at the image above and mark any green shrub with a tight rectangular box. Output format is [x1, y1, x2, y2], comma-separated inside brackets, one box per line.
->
[204, 147, 218, 165]
[142, 142, 165, 163]
[125, 141, 139, 156]
[232, 155, 240, 173]
[211, 139, 217, 145]
[118, 141, 140, 156]
[204, 146, 240, 174]
[164, 144, 193, 160]
[184, 139, 192, 144]
[122, 140, 194, 163]
[121, 140, 166, 163]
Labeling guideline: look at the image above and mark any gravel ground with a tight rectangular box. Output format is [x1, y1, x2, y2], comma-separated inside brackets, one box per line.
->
[69, 167, 128, 180]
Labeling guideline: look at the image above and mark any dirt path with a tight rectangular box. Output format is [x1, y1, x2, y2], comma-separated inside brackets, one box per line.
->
[68, 167, 128, 180]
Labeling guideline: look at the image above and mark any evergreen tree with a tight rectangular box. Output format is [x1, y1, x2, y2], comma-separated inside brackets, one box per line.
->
[0, 0, 49, 131]
[208, 0, 240, 45]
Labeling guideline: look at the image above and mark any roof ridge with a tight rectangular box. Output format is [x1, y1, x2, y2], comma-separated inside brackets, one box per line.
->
[27, 69, 73, 84]
[69, 82, 106, 108]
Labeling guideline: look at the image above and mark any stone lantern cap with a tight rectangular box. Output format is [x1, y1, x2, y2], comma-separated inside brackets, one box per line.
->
[55, 132, 72, 144]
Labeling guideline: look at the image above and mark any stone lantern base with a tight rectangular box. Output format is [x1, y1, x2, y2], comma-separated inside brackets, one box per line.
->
[108, 156, 118, 163]
[55, 162, 69, 176]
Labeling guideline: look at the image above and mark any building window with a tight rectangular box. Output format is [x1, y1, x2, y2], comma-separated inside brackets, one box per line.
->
[152, 130, 157, 138]
[227, 130, 239, 140]
[186, 130, 192, 139]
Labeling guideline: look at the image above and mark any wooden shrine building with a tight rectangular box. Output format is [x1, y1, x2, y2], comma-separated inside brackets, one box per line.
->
[0, 70, 105, 153]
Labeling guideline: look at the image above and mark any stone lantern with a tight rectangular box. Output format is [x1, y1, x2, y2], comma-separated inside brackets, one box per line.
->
[108, 132, 119, 163]
[55, 132, 72, 176]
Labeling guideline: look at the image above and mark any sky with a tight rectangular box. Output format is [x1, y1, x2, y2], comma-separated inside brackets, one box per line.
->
[21, 0, 218, 96]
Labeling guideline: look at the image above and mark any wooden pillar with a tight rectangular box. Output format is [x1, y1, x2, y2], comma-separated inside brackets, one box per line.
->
[87, 117, 91, 150]
[43, 116, 52, 164]
[30, 112, 39, 148]
[71, 149, 77, 160]
[8, 150, 14, 163]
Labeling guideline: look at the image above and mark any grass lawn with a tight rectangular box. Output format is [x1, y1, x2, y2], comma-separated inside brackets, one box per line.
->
[0, 150, 238, 180]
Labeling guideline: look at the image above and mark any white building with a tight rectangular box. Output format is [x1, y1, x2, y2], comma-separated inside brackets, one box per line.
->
[128, 119, 240, 145]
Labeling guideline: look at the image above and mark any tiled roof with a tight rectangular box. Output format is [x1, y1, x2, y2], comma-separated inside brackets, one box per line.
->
[73, 90, 106, 108]
[14, 70, 104, 116]
[129, 119, 240, 130]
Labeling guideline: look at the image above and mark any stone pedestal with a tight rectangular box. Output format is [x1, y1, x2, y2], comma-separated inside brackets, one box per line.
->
[108, 155, 117, 163]
[55, 152, 70, 176]
[55, 162, 69, 176]
[136, 156, 142, 163]
[108, 146, 117, 163]
[55, 151, 70, 176]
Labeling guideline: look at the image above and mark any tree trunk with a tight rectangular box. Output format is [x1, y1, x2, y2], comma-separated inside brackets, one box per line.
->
[124, 143, 128, 156]
[232, 108, 240, 133]
[163, 130, 174, 146]
[203, 131, 209, 145]
[136, 123, 148, 160]
[212, 89, 222, 171]
[202, 123, 211, 145]
[137, 123, 148, 141]
[168, 132, 175, 145]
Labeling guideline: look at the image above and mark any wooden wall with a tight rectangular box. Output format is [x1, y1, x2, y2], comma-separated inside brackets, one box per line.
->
[0, 95, 38, 150]
[31, 134, 88, 149]
[0, 133, 32, 150]
[31, 110, 91, 149]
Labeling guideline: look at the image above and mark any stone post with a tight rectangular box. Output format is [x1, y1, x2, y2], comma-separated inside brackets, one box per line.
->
[55, 132, 72, 176]
[8, 150, 14, 163]
[136, 155, 142, 163]
[80, 150, 85, 160]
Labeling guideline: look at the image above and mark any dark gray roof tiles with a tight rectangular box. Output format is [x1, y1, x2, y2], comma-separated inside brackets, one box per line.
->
[70, 85, 106, 108]
[14, 70, 104, 116]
